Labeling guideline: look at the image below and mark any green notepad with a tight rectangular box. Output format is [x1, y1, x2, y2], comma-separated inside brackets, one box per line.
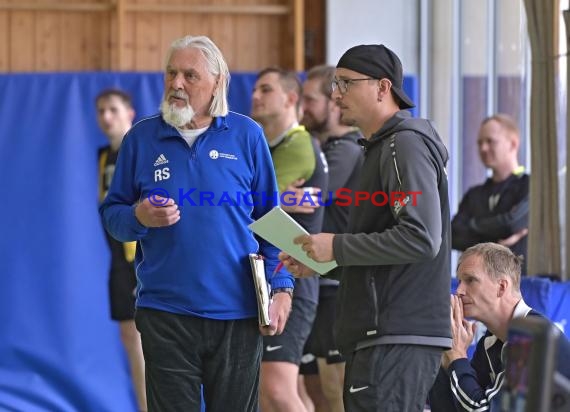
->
[249, 207, 338, 275]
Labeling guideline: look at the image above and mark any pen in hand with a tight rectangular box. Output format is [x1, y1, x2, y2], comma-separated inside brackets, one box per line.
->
[273, 261, 284, 276]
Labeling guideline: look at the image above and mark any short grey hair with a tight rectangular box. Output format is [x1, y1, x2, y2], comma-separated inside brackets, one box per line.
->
[306, 65, 336, 98]
[458, 242, 523, 293]
[165, 35, 230, 117]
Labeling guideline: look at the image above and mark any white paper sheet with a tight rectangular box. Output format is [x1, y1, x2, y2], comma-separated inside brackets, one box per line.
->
[248, 253, 271, 326]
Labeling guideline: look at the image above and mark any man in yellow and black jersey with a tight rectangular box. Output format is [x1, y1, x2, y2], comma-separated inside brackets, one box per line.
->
[252, 67, 328, 412]
[96, 88, 146, 411]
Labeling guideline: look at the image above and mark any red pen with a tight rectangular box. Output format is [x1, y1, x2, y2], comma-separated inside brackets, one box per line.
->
[273, 261, 284, 276]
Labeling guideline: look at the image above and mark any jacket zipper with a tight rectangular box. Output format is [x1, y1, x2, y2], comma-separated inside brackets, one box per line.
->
[190, 133, 204, 160]
[369, 275, 379, 327]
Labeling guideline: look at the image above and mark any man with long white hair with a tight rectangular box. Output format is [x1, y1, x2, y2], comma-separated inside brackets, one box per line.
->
[100, 35, 293, 412]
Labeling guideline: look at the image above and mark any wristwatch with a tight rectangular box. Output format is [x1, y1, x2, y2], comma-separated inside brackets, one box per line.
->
[271, 287, 294, 298]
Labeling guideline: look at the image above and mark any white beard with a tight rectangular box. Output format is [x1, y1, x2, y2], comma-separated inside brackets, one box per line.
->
[160, 95, 195, 128]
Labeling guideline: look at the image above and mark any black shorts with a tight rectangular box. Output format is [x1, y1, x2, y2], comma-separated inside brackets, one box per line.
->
[299, 352, 319, 375]
[109, 263, 137, 321]
[262, 297, 317, 364]
[344, 344, 442, 412]
[306, 287, 344, 364]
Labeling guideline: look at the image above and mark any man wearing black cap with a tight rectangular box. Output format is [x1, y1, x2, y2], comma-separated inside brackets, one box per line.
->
[279, 44, 452, 411]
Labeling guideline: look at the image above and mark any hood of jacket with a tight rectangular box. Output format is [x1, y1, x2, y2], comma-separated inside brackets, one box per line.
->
[363, 110, 449, 166]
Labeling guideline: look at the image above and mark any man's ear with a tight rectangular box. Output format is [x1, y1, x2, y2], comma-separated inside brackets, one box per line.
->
[213, 75, 223, 96]
[497, 278, 508, 297]
[286, 89, 299, 108]
[509, 133, 520, 152]
[128, 108, 135, 122]
[378, 79, 392, 101]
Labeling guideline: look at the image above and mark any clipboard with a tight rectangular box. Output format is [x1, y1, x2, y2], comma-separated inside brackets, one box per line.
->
[249, 207, 338, 275]
[249, 253, 271, 326]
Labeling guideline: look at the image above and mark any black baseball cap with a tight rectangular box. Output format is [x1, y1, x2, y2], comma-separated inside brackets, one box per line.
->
[336, 44, 415, 109]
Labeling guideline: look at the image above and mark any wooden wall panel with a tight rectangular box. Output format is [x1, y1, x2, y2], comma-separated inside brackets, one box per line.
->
[36, 12, 60, 70]
[95, 12, 111, 70]
[60, 12, 85, 70]
[267, 16, 283, 67]
[254, 14, 270, 71]
[210, 0, 235, 70]
[10, 11, 35, 71]
[183, 12, 213, 64]
[85, 11, 110, 70]
[304, 0, 325, 68]
[0, 0, 304, 72]
[120, 11, 136, 70]
[234, 15, 259, 71]
[108, 7, 119, 69]
[0, 7, 9, 70]
[134, 12, 161, 70]
[158, 1, 183, 69]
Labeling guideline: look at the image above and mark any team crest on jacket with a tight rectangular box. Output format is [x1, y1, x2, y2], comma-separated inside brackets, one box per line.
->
[209, 149, 238, 160]
[393, 195, 410, 216]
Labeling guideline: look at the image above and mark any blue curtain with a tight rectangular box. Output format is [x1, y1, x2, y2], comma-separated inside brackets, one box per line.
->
[0, 71, 419, 411]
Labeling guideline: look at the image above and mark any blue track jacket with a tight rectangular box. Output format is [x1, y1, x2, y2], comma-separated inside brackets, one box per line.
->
[429, 299, 535, 412]
[99, 112, 294, 320]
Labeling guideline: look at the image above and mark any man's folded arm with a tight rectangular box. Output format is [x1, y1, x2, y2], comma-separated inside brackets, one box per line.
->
[448, 358, 503, 412]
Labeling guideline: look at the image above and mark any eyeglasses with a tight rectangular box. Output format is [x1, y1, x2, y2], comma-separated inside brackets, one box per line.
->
[332, 77, 373, 95]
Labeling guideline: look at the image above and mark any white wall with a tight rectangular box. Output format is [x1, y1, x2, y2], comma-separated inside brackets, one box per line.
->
[326, 0, 419, 75]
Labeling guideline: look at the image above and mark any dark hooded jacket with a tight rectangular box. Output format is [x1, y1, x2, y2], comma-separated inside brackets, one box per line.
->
[332, 110, 452, 353]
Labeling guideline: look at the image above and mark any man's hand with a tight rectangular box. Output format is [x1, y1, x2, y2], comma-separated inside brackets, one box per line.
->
[442, 294, 477, 369]
[135, 196, 180, 227]
[498, 228, 528, 247]
[280, 179, 321, 214]
[278, 252, 316, 278]
[259, 293, 292, 336]
[295, 233, 335, 262]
